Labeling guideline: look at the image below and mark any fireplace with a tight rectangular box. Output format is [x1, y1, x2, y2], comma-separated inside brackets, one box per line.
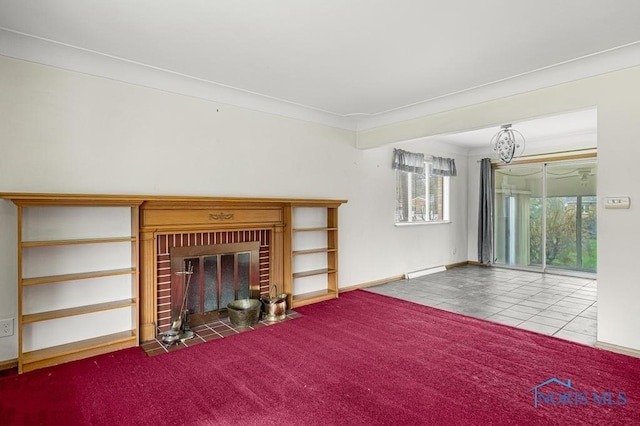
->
[170, 241, 261, 325]
[157, 234, 267, 333]
[139, 199, 286, 341]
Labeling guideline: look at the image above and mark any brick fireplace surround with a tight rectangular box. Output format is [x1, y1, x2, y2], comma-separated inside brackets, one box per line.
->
[139, 198, 287, 342]
[155, 229, 271, 333]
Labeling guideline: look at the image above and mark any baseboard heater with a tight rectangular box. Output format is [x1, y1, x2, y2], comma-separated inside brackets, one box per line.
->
[405, 265, 446, 279]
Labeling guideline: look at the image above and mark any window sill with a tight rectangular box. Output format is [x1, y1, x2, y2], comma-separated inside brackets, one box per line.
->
[395, 220, 452, 227]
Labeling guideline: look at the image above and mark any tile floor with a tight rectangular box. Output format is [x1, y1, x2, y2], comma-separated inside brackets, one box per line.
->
[366, 265, 597, 346]
[141, 311, 302, 356]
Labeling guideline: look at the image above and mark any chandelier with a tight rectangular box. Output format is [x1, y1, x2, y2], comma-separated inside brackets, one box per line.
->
[490, 124, 525, 163]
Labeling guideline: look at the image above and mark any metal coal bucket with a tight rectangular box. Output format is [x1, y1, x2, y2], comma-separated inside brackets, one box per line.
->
[227, 299, 262, 326]
[261, 285, 287, 322]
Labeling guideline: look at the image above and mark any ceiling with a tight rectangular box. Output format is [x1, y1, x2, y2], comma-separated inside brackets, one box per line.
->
[1, 1, 639, 131]
[428, 108, 598, 153]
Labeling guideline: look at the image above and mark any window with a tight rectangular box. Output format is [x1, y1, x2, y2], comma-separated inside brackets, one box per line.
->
[395, 162, 450, 224]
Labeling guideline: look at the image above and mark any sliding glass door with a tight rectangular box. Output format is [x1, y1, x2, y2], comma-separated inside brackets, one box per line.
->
[494, 160, 597, 274]
[494, 165, 543, 269]
[545, 162, 597, 273]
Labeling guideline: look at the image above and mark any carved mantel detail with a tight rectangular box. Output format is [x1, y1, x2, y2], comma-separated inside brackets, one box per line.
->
[209, 212, 234, 221]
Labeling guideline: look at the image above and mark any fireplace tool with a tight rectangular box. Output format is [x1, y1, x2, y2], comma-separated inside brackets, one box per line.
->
[162, 261, 195, 345]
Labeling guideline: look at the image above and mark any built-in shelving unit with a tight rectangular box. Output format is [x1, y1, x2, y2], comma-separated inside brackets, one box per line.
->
[1, 195, 142, 373]
[0, 193, 345, 370]
[284, 203, 342, 308]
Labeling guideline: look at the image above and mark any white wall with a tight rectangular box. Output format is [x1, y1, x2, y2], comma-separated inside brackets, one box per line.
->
[0, 57, 357, 198]
[0, 56, 469, 361]
[4, 54, 638, 358]
[340, 139, 469, 287]
[363, 65, 640, 352]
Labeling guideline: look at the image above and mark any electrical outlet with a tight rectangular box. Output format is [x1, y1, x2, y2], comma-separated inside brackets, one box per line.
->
[0, 318, 14, 337]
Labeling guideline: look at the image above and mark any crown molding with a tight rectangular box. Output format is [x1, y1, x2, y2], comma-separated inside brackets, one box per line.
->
[1, 28, 639, 137]
[355, 42, 640, 131]
[0, 28, 358, 131]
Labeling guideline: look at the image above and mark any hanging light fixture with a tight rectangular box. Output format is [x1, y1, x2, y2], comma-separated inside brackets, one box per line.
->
[490, 124, 525, 163]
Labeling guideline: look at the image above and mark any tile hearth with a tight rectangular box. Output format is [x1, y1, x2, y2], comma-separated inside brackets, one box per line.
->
[141, 311, 301, 357]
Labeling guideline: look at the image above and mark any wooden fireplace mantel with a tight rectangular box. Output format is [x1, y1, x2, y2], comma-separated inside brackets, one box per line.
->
[0, 192, 345, 207]
[135, 196, 345, 341]
[1, 192, 347, 353]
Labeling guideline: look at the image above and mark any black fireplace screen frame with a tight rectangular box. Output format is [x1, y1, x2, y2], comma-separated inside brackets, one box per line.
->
[170, 242, 261, 320]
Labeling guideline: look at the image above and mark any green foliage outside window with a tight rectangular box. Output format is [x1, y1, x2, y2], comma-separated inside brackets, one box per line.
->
[530, 196, 597, 272]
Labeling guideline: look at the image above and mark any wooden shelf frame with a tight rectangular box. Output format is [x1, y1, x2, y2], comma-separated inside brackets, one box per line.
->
[292, 268, 337, 279]
[293, 227, 338, 233]
[284, 204, 343, 309]
[22, 268, 136, 287]
[292, 289, 338, 307]
[0, 192, 345, 207]
[21, 330, 137, 373]
[0, 194, 143, 373]
[293, 248, 337, 256]
[22, 236, 136, 248]
[22, 298, 136, 324]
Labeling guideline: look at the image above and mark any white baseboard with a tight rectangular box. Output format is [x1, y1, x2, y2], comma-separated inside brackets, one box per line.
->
[405, 266, 446, 279]
[596, 341, 640, 359]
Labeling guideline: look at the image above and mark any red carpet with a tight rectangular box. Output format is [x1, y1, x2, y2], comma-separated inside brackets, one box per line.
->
[1, 290, 640, 425]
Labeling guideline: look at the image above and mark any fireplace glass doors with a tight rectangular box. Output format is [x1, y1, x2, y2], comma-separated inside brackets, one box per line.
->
[170, 242, 260, 323]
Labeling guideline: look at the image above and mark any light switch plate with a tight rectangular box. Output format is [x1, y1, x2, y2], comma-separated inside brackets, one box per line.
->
[604, 196, 630, 209]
